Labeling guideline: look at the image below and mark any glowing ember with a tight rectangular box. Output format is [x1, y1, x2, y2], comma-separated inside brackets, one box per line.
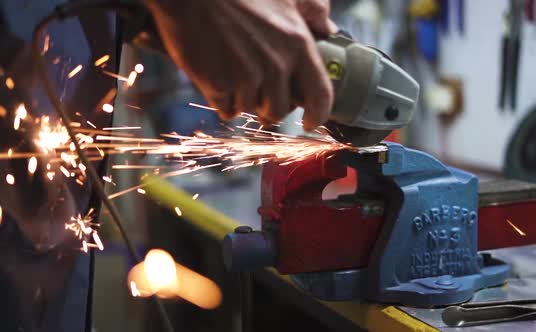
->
[5, 77, 14, 90]
[7, 149, 12, 158]
[192, 193, 199, 200]
[144, 249, 177, 293]
[127, 249, 222, 309]
[506, 219, 526, 236]
[134, 64, 144, 73]
[68, 65, 83, 78]
[6, 174, 14, 185]
[174, 207, 182, 217]
[28, 156, 38, 174]
[130, 281, 141, 297]
[102, 103, 114, 113]
[137, 188, 146, 195]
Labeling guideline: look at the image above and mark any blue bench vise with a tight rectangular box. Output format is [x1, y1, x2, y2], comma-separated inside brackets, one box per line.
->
[223, 142, 511, 307]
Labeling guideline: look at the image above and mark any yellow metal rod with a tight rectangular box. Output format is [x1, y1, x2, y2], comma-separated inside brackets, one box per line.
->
[143, 176, 238, 241]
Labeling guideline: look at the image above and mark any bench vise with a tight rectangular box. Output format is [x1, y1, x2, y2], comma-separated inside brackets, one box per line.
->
[223, 142, 536, 307]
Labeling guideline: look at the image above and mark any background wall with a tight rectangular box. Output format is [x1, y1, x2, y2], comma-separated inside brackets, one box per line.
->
[409, 0, 536, 171]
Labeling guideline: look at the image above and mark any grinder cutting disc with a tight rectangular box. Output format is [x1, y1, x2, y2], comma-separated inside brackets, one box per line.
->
[325, 121, 392, 147]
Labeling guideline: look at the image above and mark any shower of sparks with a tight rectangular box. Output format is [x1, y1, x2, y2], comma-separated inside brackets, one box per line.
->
[506, 219, 526, 236]
[65, 209, 103, 252]
[34, 116, 71, 154]
[0, 103, 383, 204]
[94, 55, 110, 67]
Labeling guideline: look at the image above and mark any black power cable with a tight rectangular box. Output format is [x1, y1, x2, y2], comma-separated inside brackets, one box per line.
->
[31, 2, 174, 331]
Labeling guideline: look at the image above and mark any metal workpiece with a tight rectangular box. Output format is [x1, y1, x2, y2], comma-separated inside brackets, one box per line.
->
[318, 33, 420, 135]
[222, 226, 276, 272]
[442, 299, 536, 327]
[291, 269, 369, 301]
[479, 179, 536, 206]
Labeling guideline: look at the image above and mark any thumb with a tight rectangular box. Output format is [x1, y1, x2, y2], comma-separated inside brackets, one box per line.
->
[296, 0, 338, 36]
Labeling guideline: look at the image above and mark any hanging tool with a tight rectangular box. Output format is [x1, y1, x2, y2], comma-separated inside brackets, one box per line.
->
[499, 0, 523, 111]
[409, 0, 440, 62]
[442, 298, 536, 327]
[439, 0, 465, 35]
[527, 0, 536, 23]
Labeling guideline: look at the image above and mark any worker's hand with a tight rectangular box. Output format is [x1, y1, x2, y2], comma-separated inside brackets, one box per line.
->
[144, 0, 336, 130]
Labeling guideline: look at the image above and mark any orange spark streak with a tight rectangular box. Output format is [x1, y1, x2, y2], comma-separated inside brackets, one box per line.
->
[188, 102, 218, 111]
[60, 166, 70, 178]
[127, 71, 137, 86]
[506, 219, 526, 236]
[42, 34, 50, 54]
[68, 65, 83, 78]
[174, 207, 182, 216]
[28, 156, 37, 174]
[100, 70, 128, 81]
[94, 55, 110, 67]
[103, 126, 141, 131]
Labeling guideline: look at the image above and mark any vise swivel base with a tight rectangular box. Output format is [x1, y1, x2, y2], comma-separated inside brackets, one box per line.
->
[223, 143, 510, 307]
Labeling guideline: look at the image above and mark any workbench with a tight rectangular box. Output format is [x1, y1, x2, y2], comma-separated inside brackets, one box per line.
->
[145, 172, 536, 332]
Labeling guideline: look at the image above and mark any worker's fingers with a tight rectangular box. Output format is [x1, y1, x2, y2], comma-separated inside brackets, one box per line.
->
[295, 0, 337, 36]
[204, 92, 236, 121]
[296, 37, 333, 131]
[235, 82, 261, 117]
[257, 65, 291, 125]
